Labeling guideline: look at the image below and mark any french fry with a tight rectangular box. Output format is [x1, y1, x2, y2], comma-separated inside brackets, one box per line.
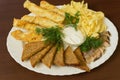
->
[40, 1, 65, 16]
[21, 15, 63, 28]
[13, 18, 39, 31]
[24, 0, 65, 23]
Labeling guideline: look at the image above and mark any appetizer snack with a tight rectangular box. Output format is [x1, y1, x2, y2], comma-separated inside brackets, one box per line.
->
[11, 0, 111, 72]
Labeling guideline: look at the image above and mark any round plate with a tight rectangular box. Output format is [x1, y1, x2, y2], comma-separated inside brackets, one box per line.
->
[6, 5, 118, 75]
[6, 17, 118, 76]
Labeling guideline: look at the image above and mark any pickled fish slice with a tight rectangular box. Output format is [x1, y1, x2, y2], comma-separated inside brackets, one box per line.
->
[30, 44, 53, 67]
[40, 1, 65, 16]
[74, 47, 90, 72]
[42, 45, 57, 68]
[54, 47, 65, 66]
[24, 0, 64, 23]
[22, 41, 47, 61]
[64, 46, 79, 65]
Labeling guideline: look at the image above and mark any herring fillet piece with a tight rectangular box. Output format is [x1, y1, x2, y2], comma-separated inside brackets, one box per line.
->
[40, 0, 65, 16]
[64, 46, 79, 65]
[42, 45, 57, 68]
[54, 47, 65, 66]
[30, 44, 53, 67]
[23, 0, 64, 23]
[74, 47, 90, 72]
[22, 41, 47, 61]
[83, 31, 111, 63]
[21, 15, 63, 28]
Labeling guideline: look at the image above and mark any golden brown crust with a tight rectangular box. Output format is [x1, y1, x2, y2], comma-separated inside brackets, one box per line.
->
[22, 41, 47, 61]
[54, 47, 65, 66]
[74, 47, 90, 72]
[21, 15, 63, 28]
[42, 45, 57, 68]
[24, 0, 64, 23]
[30, 44, 53, 67]
[40, 0, 65, 16]
[64, 46, 79, 65]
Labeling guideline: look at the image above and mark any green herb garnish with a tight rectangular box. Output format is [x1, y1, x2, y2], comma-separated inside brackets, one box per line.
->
[64, 11, 80, 30]
[35, 26, 64, 50]
[80, 37, 103, 52]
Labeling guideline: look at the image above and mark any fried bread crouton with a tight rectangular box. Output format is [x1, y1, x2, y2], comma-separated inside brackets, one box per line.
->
[22, 41, 47, 61]
[54, 47, 65, 66]
[30, 44, 53, 67]
[42, 45, 57, 68]
[64, 46, 79, 65]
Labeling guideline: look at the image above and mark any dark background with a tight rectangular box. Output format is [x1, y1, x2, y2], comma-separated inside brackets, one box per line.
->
[0, 0, 120, 80]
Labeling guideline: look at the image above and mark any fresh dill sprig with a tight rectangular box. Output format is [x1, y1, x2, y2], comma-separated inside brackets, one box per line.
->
[35, 26, 64, 50]
[64, 11, 80, 30]
[80, 37, 103, 52]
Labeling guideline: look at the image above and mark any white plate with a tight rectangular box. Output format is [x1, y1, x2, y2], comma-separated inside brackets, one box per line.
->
[6, 17, 118, 76]
[6, 5, 118, 75]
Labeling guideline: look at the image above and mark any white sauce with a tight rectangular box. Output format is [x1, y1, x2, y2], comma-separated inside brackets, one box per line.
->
[62, 26, 86, 47]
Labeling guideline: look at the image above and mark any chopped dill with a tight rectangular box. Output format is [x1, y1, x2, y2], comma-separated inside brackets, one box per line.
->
[64, 11, 80, 30]
[35, 26, 64, 50]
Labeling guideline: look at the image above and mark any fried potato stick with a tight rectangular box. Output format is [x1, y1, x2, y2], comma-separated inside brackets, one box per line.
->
[21, 15, 63, 27]
[40, 1, 65, 16]
[24, 0, 64, 23]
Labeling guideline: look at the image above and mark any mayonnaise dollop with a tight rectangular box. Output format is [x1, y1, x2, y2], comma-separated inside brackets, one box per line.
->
[62, 26, 86, 46]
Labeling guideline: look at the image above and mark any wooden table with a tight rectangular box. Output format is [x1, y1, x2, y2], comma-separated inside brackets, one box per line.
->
[0, 0, 120, 80]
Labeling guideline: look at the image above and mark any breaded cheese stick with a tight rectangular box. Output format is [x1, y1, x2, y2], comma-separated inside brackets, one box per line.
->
[40, 1, 65, 16]
[13, 18, 39, 31]
[24, 0, 64, 23]
[21, 15, 63, 27]
[11, 30, 42, 42]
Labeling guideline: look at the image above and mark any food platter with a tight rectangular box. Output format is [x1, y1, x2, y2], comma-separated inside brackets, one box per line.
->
[6, 16, 118, 76]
